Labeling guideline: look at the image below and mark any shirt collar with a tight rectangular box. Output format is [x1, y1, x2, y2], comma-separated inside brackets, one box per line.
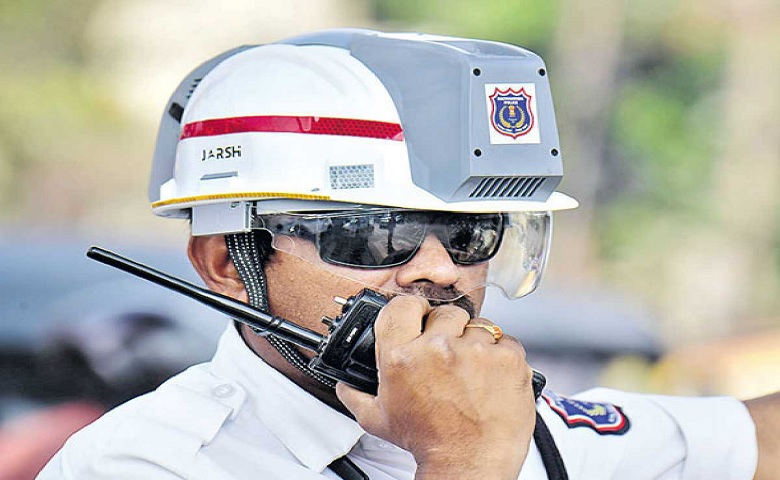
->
[211, 325, 366, 472]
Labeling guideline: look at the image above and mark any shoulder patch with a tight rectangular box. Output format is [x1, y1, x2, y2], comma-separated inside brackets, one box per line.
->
[542, 391, 630, 435]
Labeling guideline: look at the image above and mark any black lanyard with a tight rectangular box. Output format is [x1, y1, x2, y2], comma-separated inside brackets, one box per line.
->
[328, 456, 368, 480]
[534, 412, 569, 480]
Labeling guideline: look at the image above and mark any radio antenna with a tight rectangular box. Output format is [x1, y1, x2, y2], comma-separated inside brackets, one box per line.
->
[86, 246, 323, 352]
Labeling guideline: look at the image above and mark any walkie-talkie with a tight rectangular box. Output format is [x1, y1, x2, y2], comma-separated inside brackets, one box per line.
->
[86, 247, 546, 398]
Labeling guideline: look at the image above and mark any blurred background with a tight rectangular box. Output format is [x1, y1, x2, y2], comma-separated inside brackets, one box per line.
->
[0, 0, 778, 476]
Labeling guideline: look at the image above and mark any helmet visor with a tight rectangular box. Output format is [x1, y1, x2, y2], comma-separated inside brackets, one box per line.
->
[254, 208, 551, 301]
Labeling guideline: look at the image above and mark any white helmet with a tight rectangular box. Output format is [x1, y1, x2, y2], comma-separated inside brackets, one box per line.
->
[149, 29, 578, 299]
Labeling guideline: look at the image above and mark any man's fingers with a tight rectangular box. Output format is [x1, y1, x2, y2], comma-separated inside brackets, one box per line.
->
[374, 296, 431, 356]
[336, 383, 378, 427]
[423, 305, 471, 337]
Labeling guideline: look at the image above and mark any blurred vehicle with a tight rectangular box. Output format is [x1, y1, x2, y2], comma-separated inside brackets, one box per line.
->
[481, 285, 663, 394]
[0, 236, 228, 479]
[0, 237, 227, 414]
[0, 237, 227, 418]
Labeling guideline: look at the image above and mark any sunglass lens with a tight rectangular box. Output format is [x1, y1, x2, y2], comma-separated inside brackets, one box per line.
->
[318, 212, 425, 267]
[445, 214, 503, 264]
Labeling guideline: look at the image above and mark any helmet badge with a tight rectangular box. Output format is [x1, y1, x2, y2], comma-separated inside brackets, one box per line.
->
[485, 84, 540, 145]
[489, 87, 534, 138]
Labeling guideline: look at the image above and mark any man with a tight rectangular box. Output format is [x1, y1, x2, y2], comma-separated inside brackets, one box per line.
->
[38, 29, 778, 479]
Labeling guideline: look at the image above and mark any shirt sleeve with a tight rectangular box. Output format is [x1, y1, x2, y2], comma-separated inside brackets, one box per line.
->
[572, 388, 758, 480]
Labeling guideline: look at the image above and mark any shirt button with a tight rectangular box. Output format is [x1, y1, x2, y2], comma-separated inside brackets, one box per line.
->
[377, 442, 390, 449]
[213, 384, 236, 398]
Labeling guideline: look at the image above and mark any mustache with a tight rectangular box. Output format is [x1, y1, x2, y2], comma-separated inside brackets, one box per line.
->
[387, 284, 477, 319]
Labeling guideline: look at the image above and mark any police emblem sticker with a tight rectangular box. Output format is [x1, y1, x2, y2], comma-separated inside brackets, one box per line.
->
[485, 83, 541, 145]
[542, 391, 630, 435]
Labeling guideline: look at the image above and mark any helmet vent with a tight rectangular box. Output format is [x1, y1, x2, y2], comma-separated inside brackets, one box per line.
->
[187, 78, 202, 99]
[329, 164, 375, 190]
[469, 176, 546, 198]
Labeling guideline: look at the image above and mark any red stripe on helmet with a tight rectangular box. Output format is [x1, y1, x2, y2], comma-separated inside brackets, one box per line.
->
[180, 115, 404, 141]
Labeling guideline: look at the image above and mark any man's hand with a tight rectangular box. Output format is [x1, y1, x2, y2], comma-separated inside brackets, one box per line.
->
[336, 296, 536, 480]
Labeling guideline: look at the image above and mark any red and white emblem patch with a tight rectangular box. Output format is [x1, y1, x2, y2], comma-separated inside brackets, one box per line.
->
[542, 391, 630, 435]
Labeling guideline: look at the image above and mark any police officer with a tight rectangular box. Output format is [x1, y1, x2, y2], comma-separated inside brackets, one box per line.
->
[38, 29, 778, 479]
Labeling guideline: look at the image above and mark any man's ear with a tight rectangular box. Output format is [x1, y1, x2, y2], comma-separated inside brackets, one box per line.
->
[188, 235, 248, 302]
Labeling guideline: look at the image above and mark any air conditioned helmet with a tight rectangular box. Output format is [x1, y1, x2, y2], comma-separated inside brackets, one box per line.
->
[149, 29, 578, 301]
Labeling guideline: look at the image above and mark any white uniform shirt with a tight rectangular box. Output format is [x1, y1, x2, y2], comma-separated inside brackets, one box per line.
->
[38, 325, 758, 480]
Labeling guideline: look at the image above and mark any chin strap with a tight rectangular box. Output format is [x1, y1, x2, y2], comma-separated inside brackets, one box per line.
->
[224, 232, 337, 390]
[226, 232, 365, 480]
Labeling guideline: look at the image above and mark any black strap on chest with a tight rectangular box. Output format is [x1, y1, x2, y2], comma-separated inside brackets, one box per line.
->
[534, 411, 569, 480]
[328, 414, 568, 480]
[328, 455, 369, 480]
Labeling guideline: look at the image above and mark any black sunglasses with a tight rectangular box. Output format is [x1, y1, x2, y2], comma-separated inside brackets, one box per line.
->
[260, 209, 505, 268]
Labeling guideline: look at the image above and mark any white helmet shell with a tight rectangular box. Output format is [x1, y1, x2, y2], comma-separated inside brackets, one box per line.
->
[149, 29, 578, 236]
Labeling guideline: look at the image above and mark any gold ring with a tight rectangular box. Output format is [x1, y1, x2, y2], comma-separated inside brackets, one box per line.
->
[464, 324, 504, 342]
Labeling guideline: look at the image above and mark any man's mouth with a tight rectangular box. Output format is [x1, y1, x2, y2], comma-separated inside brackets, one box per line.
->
[387, 285, 476, 319]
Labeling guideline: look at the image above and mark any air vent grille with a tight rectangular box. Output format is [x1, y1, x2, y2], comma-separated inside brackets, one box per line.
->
[187, 78, 202, 99]
[330, 164, 375, 189]
[468, 176, 546, 198]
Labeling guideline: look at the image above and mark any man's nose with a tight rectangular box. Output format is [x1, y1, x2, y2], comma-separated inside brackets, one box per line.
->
[394, 233, 460, 287]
